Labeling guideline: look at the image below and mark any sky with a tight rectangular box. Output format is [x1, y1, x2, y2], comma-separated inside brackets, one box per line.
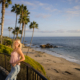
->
[0, 0, 80, 37]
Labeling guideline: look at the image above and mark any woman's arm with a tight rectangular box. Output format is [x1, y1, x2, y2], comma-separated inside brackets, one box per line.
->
[13, 48, 25, 65]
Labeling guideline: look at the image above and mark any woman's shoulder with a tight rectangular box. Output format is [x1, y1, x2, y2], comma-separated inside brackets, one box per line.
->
[17, 48, 22, 52]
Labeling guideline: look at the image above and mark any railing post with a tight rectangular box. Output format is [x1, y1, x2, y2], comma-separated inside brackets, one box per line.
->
[33, 71, 34, 80]
[26, 66, 28, 80]
[4, 54, 6, 70]
[35, 73, 36, 80]
[37, 75, 38, 80]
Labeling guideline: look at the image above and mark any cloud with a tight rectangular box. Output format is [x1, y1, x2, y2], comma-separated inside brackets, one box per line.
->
[44, 7, 59, 12]
[66, 10, 80, 15]
[35, 14, 51, 18]
[68, 0, 73, 4]
[64, 5, 80, 19]
[25, 29, 65, 33]
[67, 0, 80, 4]
[56, 30, 65, 33]
[25, 29, 80, 33]
[0, 27, 9, 31]
[68, 0, 72, 1]
[67, 30, 80, 33]
[42, 4, 61, 13]
[75, 0, 79, 3]
[1, 27, 80, 33]
[13, 1, 35, 6]
[5, 10, 15, 17]
[24, 1, 35, 6]
[73, 5, 80, 9]
[13, 0, 47, 9]
[13, 0, 60, 13]
[35, 1, 47, 6]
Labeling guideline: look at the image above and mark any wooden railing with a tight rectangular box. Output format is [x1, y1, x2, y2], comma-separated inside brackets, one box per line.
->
[0, 53, 47, 80]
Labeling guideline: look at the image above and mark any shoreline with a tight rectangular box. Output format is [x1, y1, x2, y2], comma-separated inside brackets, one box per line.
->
[22, 46, 80, 80]
[24, 43, 80, 65]
[32, 47, 80, 65]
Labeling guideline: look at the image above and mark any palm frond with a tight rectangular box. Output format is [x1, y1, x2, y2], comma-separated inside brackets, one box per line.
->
[29, 21, 38, 29]
[5, 3, 9, 8]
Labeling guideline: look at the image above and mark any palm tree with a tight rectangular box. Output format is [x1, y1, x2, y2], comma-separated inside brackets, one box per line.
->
[27, 21, 38, 54]
[8, 27, 13, 38]
[11, 4, 20, 39]
[0, 0, 12, 44]
[18, 5, 30, 42]
[12, 27, 22, 39]
[29, 21, 38, 45]
[18, 4, 24, 29]
[19, 30, 22, 38]
[15, 27, 21, 39]
[22, 17, 30, 43]
[18, 4, 25, 39]
[12, 29, 15, 39]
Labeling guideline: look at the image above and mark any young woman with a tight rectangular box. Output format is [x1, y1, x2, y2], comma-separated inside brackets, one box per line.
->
[5, 39, 25, 80]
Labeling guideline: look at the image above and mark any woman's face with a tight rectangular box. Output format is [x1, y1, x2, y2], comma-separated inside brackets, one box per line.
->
[14, 40, 20, 48]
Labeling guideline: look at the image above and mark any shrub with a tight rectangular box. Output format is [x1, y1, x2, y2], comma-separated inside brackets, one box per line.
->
[0, 44, 13, 54]
[3, 39, 12, 46]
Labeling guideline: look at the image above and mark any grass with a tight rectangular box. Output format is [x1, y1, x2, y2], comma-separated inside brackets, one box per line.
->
[24, 55, 46, 75]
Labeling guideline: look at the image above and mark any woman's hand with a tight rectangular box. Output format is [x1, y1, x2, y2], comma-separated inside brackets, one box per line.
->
[11, 63, 16, 67]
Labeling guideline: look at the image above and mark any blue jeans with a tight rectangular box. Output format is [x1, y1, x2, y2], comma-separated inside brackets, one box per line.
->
[5, 64, 20, 80]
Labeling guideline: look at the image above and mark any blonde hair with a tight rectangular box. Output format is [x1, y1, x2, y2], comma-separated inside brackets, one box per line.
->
[12, 39, 22, 49]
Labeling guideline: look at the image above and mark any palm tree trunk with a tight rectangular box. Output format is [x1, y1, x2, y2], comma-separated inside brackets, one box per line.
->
[15, 34, 17, 39]
[21, 23, 25, 42]
[17, 33, 18, 39]
[30, 28, 34, 46]
[13, 34, 15, 39]
[9, 31, 10, 37]
[13, 34, 14, 39]
[18, 22, 21, 39]
[14, 14, 17, 39]
[19, 12, 23, 41]
[1, 0, 5, 44]
[23, 24, 26, 45]
[27, 28, 34, 54]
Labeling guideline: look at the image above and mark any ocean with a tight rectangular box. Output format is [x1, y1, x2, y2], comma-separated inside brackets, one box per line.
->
[22, 37, 80, 64]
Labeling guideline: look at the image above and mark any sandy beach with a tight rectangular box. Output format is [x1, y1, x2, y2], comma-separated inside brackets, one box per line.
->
[22, 46, 80, 80]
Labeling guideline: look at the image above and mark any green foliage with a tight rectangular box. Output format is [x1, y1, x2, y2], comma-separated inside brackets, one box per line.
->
[3, 39, 12, 46]
[4, 0, 12, 8]
[19, 30, 22, 34]
[12, 29, 15, 34]
[11, 4, 20, 15]
[8, 27, 13, 31]
[18, 4, 30, 24]
[24, 55, 46, 75]
[29, 21, 38, 29]
[7, 0, 12, 4]
[5, 3, 9, 8]
[0, 44, 13, 55]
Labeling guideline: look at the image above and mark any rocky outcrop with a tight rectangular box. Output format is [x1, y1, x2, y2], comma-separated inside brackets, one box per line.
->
[40, 43, 58, 48]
